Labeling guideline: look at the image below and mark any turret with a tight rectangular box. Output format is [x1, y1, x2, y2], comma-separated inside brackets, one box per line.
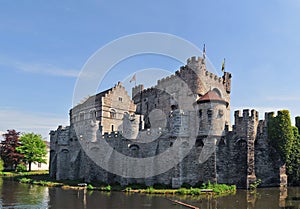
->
[197, 90, 228, 137]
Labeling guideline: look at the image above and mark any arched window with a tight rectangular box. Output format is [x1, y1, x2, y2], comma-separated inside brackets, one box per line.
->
[212, 88, 222, 97]
[90, 109, 96, 119]
[110, 109, 116, 119]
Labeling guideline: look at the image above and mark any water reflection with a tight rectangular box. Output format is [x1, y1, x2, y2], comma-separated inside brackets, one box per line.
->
[0, 178, 48, 208]
[0, 178, 299, 209]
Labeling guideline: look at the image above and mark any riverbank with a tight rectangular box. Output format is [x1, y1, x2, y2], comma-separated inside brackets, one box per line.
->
[3, 171, 236, 196]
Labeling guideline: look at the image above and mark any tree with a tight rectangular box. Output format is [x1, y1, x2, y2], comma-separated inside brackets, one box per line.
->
[17, 133, 47, 171]
[287, 126, 300, 185]
[0, 130, 23, 170]
[267, 111, 300, 185]
[267, 110, 294, 162]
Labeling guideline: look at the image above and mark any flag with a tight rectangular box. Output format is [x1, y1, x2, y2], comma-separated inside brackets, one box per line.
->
[130, 74, 136, 83]
[221, 58, 225, 72]
[203, 44, 206, 59]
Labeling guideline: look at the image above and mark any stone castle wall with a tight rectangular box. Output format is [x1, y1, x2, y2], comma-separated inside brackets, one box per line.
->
[50, 108, 286, 188]
[49, 56, 287, 189]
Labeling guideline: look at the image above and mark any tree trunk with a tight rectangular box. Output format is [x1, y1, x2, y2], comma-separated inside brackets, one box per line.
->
[29, 162, 31, 172]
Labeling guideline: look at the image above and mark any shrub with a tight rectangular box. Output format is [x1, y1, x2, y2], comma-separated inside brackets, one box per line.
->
[16, 164, 27, 172]
[87, 184, 94, 190]
[176, 188, 188, 195]
[19, 177, 32, 183]
[102, 185, 111, 191]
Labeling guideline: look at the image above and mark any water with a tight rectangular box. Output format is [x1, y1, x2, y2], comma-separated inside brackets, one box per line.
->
[0, 178, 299, 209]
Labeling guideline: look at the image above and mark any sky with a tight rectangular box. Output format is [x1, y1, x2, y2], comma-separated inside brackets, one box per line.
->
[1, 0, 300, 139]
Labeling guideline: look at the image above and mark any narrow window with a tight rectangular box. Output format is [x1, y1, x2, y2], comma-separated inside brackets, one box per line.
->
[79, 112, 84, 121]
[111, 125, 114, 132]
[118, 97, 123, 102]
[207, 109, 213, 124]
[199, 109, 202, 118]
[218, 109, 224, 118]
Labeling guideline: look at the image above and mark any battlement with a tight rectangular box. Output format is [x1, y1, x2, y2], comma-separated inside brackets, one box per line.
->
[233, 109, 259, 135]
[186, 56, 204, 65]
[156, 73, 178, 85]
[234, 109, 259, 121]
[132, 84, 144, 98]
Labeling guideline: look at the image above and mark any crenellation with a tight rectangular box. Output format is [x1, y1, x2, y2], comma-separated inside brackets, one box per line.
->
[50, 55, 287, 188]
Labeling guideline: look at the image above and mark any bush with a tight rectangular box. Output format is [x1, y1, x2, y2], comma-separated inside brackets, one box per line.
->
[102, 185, 111, 191]
[190, 187, 201, 195]
[87, 184, 94, 190]
[19, 177, 32, 183]
[176, 188, 188, 195]
[16, 164, 27, 172]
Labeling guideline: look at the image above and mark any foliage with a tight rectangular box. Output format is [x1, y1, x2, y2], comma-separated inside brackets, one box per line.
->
[249, 179, 262, 190]
[0, 130, 24, 170]
[201, 182, 236, 194]
[16, 164, 27, 172]
[267, 111, 294, 162]
[268, 111, 300, 185]
[19, 177, 32, 183]
[287, 126, 300, 185]
[87, 184, 94, 190]
[102, 185, 111, 191]
[0, 159, 4, 172]
[17, 133, 47, 171]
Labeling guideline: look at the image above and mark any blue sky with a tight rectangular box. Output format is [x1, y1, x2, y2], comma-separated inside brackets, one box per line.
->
[1, 0, 300, 139]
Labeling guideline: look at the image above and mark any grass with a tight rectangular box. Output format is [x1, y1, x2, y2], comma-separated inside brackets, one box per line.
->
[10, 172, 236, 197]
[124, 182, 236, 196]
[0, 170, 48, 177]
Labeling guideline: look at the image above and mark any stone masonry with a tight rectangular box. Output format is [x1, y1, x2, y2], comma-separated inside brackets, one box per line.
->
[50, 56, 288, 189]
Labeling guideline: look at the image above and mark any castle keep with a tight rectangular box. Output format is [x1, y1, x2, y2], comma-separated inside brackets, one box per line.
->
[50, 56, 287, 188]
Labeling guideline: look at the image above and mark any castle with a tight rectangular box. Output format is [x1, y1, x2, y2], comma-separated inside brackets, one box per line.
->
[49, 56, 287, 189]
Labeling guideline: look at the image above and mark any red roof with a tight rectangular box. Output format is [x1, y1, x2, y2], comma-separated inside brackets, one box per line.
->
[197, 90, 228, 105]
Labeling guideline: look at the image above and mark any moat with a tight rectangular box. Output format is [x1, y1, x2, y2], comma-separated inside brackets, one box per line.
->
[0, 178, 299, 209]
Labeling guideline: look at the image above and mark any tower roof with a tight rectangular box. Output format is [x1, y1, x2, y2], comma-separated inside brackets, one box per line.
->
[197, 90, 228, 106]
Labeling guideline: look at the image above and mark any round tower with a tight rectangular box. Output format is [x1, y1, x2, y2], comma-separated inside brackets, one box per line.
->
[196, 90, 228, 137]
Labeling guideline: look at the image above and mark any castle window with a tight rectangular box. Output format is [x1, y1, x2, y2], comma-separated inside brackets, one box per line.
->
[110, 109, 116, 119]
[207, 109, 213, 124]
[218, 109, 224, 118]
[199, 109, 202, 118]
[118, 97, 123, 102]
[207, 109, 213, 118]
[111, 125, 114, 132]
[79, 112, 84, 121]
[90, 110, 96, 119]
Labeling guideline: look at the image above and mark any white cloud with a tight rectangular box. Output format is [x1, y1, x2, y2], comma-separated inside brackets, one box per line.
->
[0, 108, 68, 140]
[15, 62, 79, 77]
[0, 55, 79, 78]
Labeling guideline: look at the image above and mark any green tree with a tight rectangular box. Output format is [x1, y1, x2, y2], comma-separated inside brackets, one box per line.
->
[267, 110, 294, 162]
[0, 130, 24, 170]
[267, 111, 300, 185]
[17, 133, 47, 171]
[287, 126, 300, 185]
